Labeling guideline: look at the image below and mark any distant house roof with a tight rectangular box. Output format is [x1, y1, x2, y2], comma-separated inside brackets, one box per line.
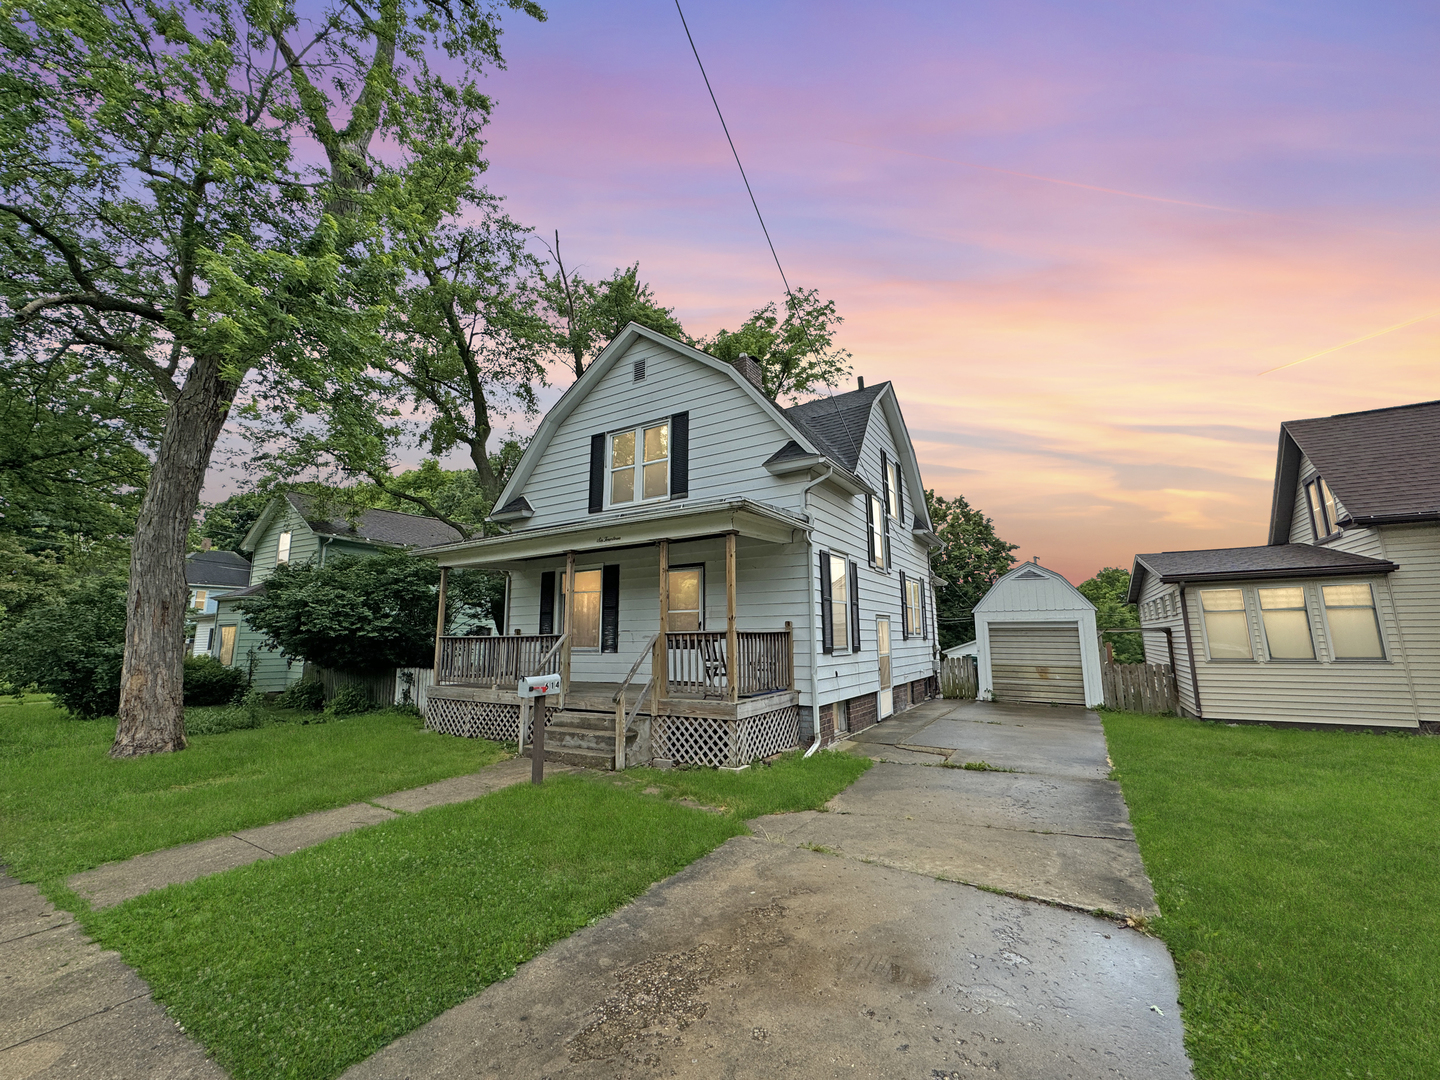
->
[185, 549, 251, 588]
[284, 493, 464, 549]
[215, 582, 267, 602]
[1269, 399, 1440, 542]
[783, 383, 886, 473]
[1128, 543, 1397, 602]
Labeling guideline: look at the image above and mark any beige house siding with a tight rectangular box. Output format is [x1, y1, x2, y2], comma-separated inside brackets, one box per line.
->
[1136, 572, 1196, 716]
[1182, 574, 1416, 728]
[1375, 524, 1440, 722]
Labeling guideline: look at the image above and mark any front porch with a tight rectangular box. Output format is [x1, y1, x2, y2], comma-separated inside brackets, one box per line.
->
[423, 518, 807, 769]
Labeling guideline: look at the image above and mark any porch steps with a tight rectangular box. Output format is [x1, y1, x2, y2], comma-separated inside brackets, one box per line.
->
[522, 706, 635, 770]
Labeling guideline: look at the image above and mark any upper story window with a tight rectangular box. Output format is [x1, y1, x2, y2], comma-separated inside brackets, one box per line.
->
[609, 422, 668, 507]
[869, 496, 887, 571]
[1305, 477, 1341, 540]
[1200, 588, 1252, 660]
[1322, 583, 1385, 660]
[276, 531, 292, 565]
[192, 589, 208, 611]
[886, 460, 900, 520]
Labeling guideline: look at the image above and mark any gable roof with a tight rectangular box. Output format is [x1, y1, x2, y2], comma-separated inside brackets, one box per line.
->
[185, 549, 251, 588]
[783, 384, 885, 472]
[1268, 399, 1440, 542]
[1127, 543, 1398, 601]
[976, 560, 1093, 612]
[240, 493, 463, 553]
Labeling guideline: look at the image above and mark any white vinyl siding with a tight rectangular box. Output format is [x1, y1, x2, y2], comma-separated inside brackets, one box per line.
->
[988, 624, 1085, 705]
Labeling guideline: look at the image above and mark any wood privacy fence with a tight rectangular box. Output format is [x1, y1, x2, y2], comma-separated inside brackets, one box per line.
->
[1101, 661, 1177, 715]
[940, 655, 979, 699]
[307, 665, 435, 709]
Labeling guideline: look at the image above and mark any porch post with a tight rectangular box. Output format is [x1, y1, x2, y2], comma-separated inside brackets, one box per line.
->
[725, 531, 738, 703]
[653, 540, 669, 716]
[785, 620, 795, 690]
[432, 566, 449, 678]
[561, 550, 575, 708]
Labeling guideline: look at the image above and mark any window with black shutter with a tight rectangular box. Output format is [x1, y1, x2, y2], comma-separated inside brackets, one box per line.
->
[539, 570, 556, 634]
[819, 551, 834, 655]
[670, 412, 689, 498]
[588, 433, 605, 513]
[601, 565, 620, 652]
[899, 570, 909, 640]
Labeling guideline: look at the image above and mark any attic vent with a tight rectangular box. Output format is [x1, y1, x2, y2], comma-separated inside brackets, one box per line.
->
[1015, 569, 1046, 580]
[633, 358, 646, 382]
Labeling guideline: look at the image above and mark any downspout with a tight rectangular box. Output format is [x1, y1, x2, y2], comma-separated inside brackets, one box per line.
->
[319, 536, 333, 567]
[801, 464, 834, 757]
[502, 571, 512, 636]
[1177, 584, 1204, 719]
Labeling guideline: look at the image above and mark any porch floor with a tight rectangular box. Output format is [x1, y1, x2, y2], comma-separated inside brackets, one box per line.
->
[428, 680, 799, 720]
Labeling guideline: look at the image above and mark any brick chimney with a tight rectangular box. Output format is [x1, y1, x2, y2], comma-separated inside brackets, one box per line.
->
[733, 353, 765, 393]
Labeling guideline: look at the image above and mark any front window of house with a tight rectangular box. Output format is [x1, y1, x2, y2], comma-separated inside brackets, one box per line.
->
[1258, 587, 1314, 660]
[830, 556, 849, 651]
[276, 530, 292, 564]
[1200, 588, 1252, 659]
[571, 569, 603, 648]
[668, 567, 703, 631]
[609, 422, 669, 506]
[1323, 583, 1385, 659]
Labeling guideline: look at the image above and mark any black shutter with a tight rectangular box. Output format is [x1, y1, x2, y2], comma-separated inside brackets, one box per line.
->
[670, 412, 689, 498]
[819, 551, 834, 654]
[894, 459, 904, 524]
[883, 509, 892, 573]
[881, 450, 889, 515]
[601, 564, 620, 652]
[849, 560, 861, 652]
[588, 433, 605, 513]
[900, 570, 909, 640]
[920, 579, 927, 640]
[865, 496, 875, 565]
[539, 570, 556, 634]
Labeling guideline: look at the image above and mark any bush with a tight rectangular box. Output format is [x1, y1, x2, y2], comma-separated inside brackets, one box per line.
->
[277, 679, 325, 711]
[324, 685, 371, 718]
[187, 687, 272, 736]
[183, 655, 246, 707]
[0, 575, 127, 718]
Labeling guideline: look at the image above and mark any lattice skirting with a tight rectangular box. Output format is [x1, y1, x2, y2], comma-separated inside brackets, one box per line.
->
[654, 705, 800, 768]
[425, 696, 557, 742]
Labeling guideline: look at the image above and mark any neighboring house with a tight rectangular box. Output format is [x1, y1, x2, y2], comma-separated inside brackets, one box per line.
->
[974, 561, 1104, 708]
[185, 548, 251, 657]
[942, 640, 978, 660]
[208, 493, 463, 691]
[1129, 399, 1440, 728]
[421, 322, 943, 768]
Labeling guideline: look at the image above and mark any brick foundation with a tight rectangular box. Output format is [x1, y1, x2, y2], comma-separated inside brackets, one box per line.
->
[817, 702, 835, 746]
[846, 692, 878, 734]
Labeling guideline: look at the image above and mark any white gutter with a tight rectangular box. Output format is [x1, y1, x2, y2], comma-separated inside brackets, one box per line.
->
[800, 465, 834, 757]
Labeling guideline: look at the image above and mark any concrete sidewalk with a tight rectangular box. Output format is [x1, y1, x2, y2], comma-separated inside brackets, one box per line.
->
[68, 755, 553, 909]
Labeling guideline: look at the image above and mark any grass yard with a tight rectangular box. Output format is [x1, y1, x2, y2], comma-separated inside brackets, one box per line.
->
[1102, 711, 1440, 1080]
[84, 753, 869, 1080]
[0, 699, 506, 895]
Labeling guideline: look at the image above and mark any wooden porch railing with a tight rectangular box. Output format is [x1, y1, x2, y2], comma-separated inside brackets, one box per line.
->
[665, 626, 794, 699]
[436, 634, 560, 687]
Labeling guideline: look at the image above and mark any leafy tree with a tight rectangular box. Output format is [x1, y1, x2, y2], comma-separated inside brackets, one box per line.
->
[0, 575, 128, 718]
[925, 489, 1018, 650]
[697, 288, 851, 402]
[1078, 567, 1144, 664]
[544, 251, 687, 378]
[1, 0, 542, 756]
[238, 551, 490, 672]
[197, 491, 274, 554]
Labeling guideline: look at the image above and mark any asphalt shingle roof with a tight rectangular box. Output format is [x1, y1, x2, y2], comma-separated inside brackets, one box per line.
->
[1284, 399, 1440, 523]
[286, 493, 464, 549]
[1136, 543, 1397, 583]
[783, 383, 887, 473]
[185, 549, 251, 588]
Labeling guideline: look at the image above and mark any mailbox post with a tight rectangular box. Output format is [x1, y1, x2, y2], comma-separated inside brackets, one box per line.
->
[519, 674, 561, 785]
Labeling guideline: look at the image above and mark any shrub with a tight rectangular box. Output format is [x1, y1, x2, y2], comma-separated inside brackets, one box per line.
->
[324, 684, 371, 718]
[0, 575, 127, 718]
[183, 655, 246, 707]
[277, 679, 325, 711]
[187, 687, 272, 736]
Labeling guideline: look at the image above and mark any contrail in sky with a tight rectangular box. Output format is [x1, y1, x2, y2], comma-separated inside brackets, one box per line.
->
[1259, 309, 1440, 374]
[839, 140, 1258, 215]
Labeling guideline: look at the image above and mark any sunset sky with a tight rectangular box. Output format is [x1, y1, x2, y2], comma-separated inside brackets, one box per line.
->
[222, 1, 1440, 584]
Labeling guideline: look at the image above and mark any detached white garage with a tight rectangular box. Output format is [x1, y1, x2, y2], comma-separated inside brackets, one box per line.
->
[975, 561, 1103, 708]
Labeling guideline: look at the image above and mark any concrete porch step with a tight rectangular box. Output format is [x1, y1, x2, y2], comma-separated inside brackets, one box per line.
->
[548, 709, 622, 732]
[538, 723, 636, 755]
[521, 745, 616, 769]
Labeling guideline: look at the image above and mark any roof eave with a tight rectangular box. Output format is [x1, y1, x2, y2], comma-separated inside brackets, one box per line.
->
[1158, 562, 1398, 585]
[1267, 429, 1302, 546]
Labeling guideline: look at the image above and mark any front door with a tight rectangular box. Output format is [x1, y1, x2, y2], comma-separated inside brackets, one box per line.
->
[877, 616, 893, 718]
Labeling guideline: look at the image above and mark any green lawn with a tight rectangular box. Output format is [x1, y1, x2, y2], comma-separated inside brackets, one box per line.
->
[1102, 711, 1440, 1080]
[83, 754, 868, 1080]
[0, 699, 505, 894]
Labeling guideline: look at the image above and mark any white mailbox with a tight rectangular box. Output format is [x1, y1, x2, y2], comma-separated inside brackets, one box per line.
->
[518, 674, 561, 698]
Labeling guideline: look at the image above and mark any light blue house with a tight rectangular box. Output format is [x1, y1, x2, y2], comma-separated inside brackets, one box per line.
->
[185, 548, 251, 657]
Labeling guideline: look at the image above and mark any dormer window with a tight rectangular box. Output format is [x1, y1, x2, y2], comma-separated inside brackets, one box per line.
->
[276, 530, 292, 565]
[1305, 477, 1341, 540]
[609, 422, 669, 506]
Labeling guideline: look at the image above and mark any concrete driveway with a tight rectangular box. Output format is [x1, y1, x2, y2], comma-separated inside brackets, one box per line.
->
[344, 699, 1190, 1079]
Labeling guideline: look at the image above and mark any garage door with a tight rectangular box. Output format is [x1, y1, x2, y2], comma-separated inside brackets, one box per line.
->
[988, 623, 1085, 705]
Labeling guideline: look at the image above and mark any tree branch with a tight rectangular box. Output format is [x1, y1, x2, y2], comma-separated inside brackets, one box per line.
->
[0, 203, 100, 294]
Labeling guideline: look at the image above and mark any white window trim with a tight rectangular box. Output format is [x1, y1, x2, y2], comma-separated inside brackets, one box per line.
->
[827, 550, 852, 655]
[1197, 586, 1257, 662]
[276, 530, 292, 565]
[869, 495, 888, 573]
[1318, 579, 1388, 663]
[1256, 584, 1318, 663]
[605, 420, 671, 510]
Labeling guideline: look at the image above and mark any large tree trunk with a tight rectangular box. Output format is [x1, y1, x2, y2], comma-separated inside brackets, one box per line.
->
[111, 359, 236, 758]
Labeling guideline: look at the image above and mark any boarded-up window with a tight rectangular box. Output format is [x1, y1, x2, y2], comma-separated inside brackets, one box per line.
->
[1258, 587, 1314, 660]
[192, 589, 208, 610]
[1200, 588, 1252, 660]
[1323, 583, 1385, 660]
[218, 625, 237, 666]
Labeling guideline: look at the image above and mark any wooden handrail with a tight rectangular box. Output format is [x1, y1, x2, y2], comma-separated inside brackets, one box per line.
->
[614, 633, 660, 704]
[616, 674, 653, 771]
[532, 633, 568, 677]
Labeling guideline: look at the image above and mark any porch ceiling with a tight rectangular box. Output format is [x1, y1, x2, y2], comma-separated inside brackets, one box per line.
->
[420, 498, 807, 568]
